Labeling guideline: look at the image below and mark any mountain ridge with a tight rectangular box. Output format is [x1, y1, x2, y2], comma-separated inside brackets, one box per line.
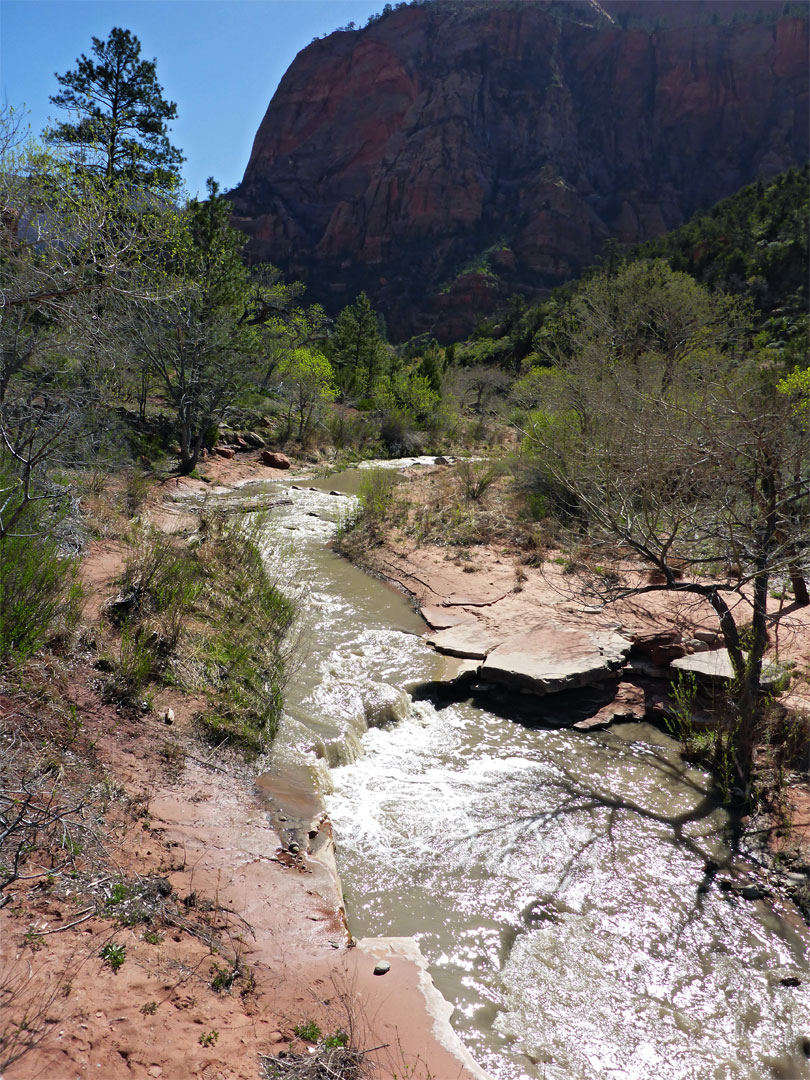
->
[229, 0, 808, 340]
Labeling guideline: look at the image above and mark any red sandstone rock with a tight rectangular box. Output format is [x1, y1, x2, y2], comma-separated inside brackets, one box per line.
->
[230, 1, 808, 340]
[261, 450, 292, 468]
[631, 628, 683, 655]
[214, 446, 235, 459]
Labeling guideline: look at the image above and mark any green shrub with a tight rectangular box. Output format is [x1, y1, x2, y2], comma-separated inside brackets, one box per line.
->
[99, 942, 126, 972]
[0, 466, 81, 663]
[454, 458, 505, 502]
[293, 1021, 321, 1043]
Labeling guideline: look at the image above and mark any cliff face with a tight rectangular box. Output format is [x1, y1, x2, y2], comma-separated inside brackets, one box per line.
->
[229, 0, 809, 340]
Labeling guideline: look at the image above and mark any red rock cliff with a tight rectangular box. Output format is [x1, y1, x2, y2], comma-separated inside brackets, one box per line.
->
[229, 0, 808, 340]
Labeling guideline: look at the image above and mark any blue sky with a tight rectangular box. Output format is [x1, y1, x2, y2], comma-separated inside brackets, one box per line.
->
[1, 0, 387, 197]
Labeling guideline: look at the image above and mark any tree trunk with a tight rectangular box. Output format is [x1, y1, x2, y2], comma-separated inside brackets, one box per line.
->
[789, 564, 810, 606]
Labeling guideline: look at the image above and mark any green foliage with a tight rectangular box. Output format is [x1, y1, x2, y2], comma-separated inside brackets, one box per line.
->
[46, 27, 184, 191]
[454, 459, 505, 502]
[460, 166, 808, 370]
[633, 164, 809, 341]
[0, 463, 80, 663]
[323, 1030, 349, 1049]
[327, 292, 390, 399]
[277, 346, 337, 443]
[135, 179, 261, 474]
[198, 1030, 218, 1048]
[293, 1021, 322, 1043]
[336, 470, 399, 548]
[778, 364, 810, 416]
[99, 942, 126, 972]
[193, 516, 297, 759]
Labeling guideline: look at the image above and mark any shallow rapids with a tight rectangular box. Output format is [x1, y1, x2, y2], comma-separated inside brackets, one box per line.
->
[222, 465, 810, 1080]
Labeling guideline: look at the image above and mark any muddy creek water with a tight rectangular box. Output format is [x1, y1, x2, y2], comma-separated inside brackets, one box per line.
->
[217, 465, 810, 1080]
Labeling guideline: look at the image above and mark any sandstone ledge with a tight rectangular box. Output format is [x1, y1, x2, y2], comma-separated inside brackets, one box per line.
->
[428, 622, 632, 695]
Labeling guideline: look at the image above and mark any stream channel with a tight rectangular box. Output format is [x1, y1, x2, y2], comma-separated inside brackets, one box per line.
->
[211, 461, 809, 1080]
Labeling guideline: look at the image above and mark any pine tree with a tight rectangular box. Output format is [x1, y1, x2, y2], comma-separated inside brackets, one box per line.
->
[47, 27, 184, 191]
[328, 292, 389, 400]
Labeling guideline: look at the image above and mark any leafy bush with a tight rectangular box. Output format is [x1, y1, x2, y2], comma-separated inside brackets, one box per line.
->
[0, 465, 81, 663]
[336, 470, 399, 549]
[99, 943, 126, 972]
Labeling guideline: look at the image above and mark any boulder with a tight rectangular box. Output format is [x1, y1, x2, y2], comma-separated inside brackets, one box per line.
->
[361, 683, 410, 728]
[261, 450, 291, 469]
[481, 625, 631, 695]
[572, 682, 647, 730]
[630, 628, 686, 666]
[214, 446, 235, 459]
[242, 430, 266, 448]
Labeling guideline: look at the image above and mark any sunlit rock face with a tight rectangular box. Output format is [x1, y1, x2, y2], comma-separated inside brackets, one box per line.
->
[229, 0, 808, 340]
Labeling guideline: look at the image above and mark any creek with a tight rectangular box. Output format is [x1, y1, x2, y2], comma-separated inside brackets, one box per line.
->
[215, 463, 810, 1080]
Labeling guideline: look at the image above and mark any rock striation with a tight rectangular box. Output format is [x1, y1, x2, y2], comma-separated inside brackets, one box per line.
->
[230, 0, 808, 340]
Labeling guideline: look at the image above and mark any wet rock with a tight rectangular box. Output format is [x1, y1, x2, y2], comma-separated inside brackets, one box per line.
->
[573, 682, 646, 730]
[740, 884, 766, 901]
[362, 683, 410, 727]
[261, 450, 292, 469]
[373, 961, 390, 976]
[481, 625, 631, 695]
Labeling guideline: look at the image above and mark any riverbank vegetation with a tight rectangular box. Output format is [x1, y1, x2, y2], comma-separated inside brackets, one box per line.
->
[336, 169, 810, 828]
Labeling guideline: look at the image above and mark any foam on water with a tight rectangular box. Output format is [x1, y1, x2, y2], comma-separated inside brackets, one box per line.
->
[327, 699, 810, 1080]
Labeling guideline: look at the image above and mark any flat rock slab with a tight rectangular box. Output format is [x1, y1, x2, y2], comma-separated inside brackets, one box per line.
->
[428, 624, 505, 659]
[481, 625, 631, 695]
[420, 604, 474, 631]
[671, 650, 782, 689]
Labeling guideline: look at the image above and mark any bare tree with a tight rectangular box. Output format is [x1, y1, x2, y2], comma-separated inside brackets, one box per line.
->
[519, 260, 810, 804]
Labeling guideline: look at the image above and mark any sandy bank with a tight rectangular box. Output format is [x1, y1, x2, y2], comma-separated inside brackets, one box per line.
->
[1, 453, 488, 1080]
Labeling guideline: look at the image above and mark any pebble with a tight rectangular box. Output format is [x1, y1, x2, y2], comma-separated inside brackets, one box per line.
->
[373, 961, 390, 976]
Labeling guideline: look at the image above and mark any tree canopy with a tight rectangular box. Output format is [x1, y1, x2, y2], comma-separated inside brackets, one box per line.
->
[46, 27, 184, 191]
[517, 259, 810, 803]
